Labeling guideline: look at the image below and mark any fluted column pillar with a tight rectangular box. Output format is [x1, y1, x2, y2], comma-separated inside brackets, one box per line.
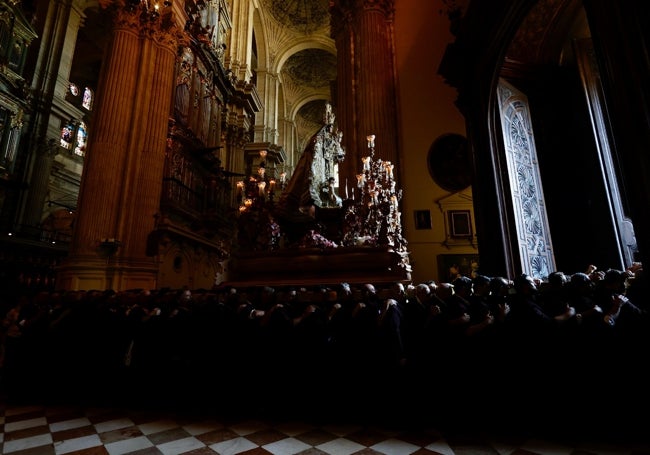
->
[226, 0, 254, 82]
[253, 69, 279, 143]
[121, 24, 178, 263]
[330, 0, 399, 185]
[21, 1, 83, 228]
[22, 139, 58, 227]
[57, 2, 180, 291]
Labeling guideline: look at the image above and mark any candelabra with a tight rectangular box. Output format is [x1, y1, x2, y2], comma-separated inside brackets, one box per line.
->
[342, 134, 409, 260]
[236, 150, 286, 214]
[235, 150, 285, 251]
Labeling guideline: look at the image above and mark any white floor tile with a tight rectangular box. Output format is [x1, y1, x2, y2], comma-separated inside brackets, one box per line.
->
[424, 440, 455, 455]
[157, 436, 205, 455]
[371, 438, 420, 455]
[4, 416, 47, 432]
[54, 434, 102, 454]
[2, 433, 52, 453]
[49, 417, 92, 432]
[316, 437, 365, 455]
[209, 436, 258, 455]
[105, 435, 154, 455]
[263, 436, 311, 455]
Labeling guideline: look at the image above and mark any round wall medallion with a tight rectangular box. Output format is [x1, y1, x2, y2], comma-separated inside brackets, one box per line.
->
[427, 133, 472, 192]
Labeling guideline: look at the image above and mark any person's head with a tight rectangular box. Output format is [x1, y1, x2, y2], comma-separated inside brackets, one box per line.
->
[513, 274, 537, 295]
[405, 284, 416, 299]
[390, 281, 406, 298]
[547, 271, 568, 289]
[489, 276, 512, 297]
[362, 283, 378, 304]
[435, 282, 454, 300]
[451, 276, 473, 297]
[569, 272, 594, 295]
[414, 283, 431, 303]
[603, 268, 628, 294]
[426, 280, 438, 294]
[179, 288, 192, 304]
[472, 274, 491, 296]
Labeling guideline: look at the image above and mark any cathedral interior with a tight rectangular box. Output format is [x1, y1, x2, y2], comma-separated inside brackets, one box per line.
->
[0, 1, 650, 453]
[0, 0, 648, 292]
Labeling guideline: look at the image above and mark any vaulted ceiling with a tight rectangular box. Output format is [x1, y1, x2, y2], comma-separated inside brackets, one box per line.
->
[73, 0, 336, 155]
[257, 0, 336, 152]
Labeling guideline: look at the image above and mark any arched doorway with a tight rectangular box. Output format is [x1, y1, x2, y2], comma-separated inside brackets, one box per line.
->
[439, 0, 644, 278]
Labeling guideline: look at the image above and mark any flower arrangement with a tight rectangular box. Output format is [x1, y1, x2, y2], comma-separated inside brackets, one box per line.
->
[297, 229, 338, 249]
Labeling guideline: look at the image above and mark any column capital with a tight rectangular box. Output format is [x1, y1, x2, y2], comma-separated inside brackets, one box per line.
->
[330, 0, 395, 18]
[99, 0, 183, 50]
[330, 0, 395, 36]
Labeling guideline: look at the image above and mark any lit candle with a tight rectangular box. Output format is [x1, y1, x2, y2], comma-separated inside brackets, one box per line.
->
[236, 180, 244, 195]
[367, 134, 375, 148]
[356, 174, 365, 188]
[384, 162, 393, 179]
[258, 181, 266, 196]
[269, 179, 276, 191]
[280, 172, 286, 183]
[362, 156, 370, 171]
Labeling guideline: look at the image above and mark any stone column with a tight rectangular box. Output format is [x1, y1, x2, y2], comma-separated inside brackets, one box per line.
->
[226, 0, 254, 82]
[253, 69, 279, 143]
[120, 22, 178, 263]
[21, 1, 84, 228]
[21, 139, 58, 227]
[330, 0, 399, 185]
[57, 2, 180, 291]
[31, 0, 83, 100]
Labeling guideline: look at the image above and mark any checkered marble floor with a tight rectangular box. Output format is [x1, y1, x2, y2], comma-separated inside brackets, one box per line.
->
[1, 400, 649, 455]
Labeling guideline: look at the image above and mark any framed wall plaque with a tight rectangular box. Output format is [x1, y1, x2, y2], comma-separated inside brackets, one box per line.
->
[448, 210, 472, 237]
[414, 210, 432, 230]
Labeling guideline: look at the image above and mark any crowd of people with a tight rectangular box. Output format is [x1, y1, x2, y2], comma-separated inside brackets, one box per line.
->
[0, 262, 647, 435]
